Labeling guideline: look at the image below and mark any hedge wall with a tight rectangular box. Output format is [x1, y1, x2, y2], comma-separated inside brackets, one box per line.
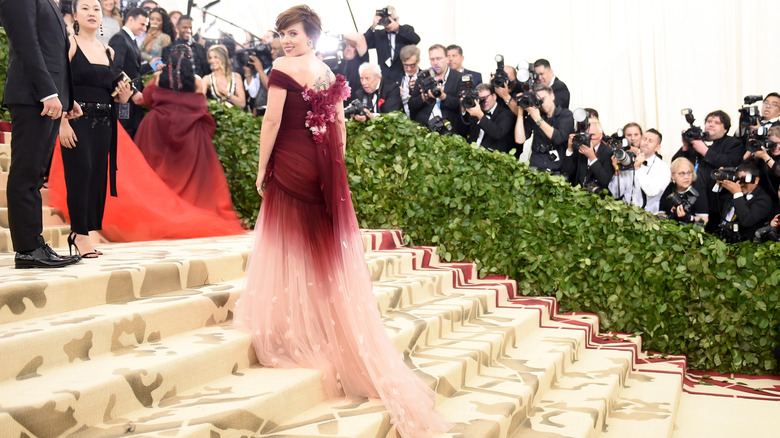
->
[209, 109, 778, 376]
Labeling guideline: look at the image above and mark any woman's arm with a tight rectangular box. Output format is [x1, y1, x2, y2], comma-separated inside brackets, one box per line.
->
[256, 85, 287, 194]
[231, 72, 246, 109]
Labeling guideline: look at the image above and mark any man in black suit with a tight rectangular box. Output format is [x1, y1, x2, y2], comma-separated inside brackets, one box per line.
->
[161, 15, 209, 77]
[0, 0, 82, 268]
[562, 114, 614, 192]
[534, 59, 570, 110]
[461, 83, 515, 153]
[408, 44, 466, 136]
[364, 7, 420, 85]
[350, 63, 402, 122]
[446, 45, 482, 86]
[109, 8, 150, 138]
[715, 160, 773, 242]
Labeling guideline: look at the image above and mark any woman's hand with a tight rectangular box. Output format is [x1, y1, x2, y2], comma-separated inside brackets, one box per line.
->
[256, 170, 266, 197]
[114, 80, 133, 104]
[59, 119, 78, 149]
[674, 204, 686, 218]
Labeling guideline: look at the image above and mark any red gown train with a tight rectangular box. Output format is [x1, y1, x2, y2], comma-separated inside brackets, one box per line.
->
[232, 70, 451, 437]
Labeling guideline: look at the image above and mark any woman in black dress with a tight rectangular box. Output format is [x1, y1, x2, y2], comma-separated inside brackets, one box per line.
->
[58, 0, 133, 257]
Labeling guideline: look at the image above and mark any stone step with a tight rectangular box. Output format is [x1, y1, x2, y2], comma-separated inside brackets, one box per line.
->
[0, 171, 7, 189]
[0, 155, 8, 172]
[601, 371, 682, 438]
[0, 224, 71, 253]
[0, 206, 65, 229]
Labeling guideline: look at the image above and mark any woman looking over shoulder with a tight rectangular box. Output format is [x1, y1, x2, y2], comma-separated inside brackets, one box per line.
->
[202, 44, 246, 109]
[232, 5, 451, 437]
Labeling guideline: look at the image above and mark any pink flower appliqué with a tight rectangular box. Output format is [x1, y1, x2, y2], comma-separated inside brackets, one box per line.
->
[301, 75, 350, 144]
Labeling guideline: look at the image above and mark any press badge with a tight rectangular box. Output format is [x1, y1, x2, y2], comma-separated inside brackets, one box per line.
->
[118, 103, 130, 120]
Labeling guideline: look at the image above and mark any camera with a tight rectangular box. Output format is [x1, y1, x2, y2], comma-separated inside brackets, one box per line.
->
[417, 69, 442, 102]
[754, 223, 780, 243]
[517, 92, 542, 110]
[344, 99, 367, 117]
[666, 186, 699, 219]
[717, 222, 742, 244]
[711, 167, 756, 183]
[376, 7, 394, 27]
[491, 55, 510, 89]
[515, 61, 538, 93]
[460, 74, 478, 109]
[571, 108, 591, 148]
[428, 116, 454, 135]
[235, 44, 273, 72]
[607, 129, 635, 170]
[745, 126, 776, 154]
[681, 108, 709, 142]
[739, 94, 764, 129]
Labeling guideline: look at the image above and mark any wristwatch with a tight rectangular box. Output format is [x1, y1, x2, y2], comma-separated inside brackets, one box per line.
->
[504, 98, 511, 105]
[535, 119, 543, 126]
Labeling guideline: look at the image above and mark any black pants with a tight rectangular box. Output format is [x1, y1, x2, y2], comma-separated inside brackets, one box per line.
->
[6, 104, 60, 252]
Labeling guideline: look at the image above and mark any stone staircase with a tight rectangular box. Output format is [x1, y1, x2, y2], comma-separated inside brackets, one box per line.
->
[1, 133, 778, 438]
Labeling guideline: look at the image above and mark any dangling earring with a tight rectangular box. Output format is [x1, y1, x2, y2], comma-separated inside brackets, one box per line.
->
[307, 40, 312, 47]
[99, 22, 104, 36]
[73, 20, 80, 35]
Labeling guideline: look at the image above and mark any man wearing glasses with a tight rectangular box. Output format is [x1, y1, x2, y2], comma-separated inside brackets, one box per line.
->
[398, 45, 421, 118]
[461, 83, 515, 153]
[760, 93, 780, 130]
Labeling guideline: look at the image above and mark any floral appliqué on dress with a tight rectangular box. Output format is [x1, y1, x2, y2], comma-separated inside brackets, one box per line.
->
[301, 75, 350, 144]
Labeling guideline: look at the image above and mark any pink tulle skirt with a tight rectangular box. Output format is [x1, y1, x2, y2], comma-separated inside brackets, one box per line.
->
[233, 179, 451, 437]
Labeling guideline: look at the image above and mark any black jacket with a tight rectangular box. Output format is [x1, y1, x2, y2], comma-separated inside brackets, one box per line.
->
[563, 140, 614, 190]
[364, 25, 420, 85]
[718, 186, 774, 241]
[109, 29, 152, 91]
[551, 77, 570, 109]
[462, 103, 515, 153]
[352, 79, 402, 114]
[408, 68, 466, 134]
[0, 0, 73, 110]
[524, 106, 574, 172]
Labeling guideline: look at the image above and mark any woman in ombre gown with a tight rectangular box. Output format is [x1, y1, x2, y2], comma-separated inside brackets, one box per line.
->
[231, 6, 450, 437]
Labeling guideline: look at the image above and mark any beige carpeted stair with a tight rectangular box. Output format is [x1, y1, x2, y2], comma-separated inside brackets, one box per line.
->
[0, 135, 778, 438]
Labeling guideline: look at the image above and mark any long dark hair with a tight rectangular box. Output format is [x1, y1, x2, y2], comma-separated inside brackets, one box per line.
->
[159, 44, 195, 92]
[150, 7, 176, 42]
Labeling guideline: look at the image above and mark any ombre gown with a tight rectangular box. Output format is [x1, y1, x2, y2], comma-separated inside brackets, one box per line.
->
[233, 70, 450, 437]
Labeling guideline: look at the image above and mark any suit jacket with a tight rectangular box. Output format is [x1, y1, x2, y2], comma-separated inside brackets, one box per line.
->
[364, 24, 420, 85]
[462, 103, 515, 153]
[563, 141, 614, 189]
[0, 0, 73, 110]
[161, 39, 209, 77]
[718, 186, 773, 241]
[462, 68, 483, 86]
[353, 79, 402, 114]
[408, 68, 466, 134]
[109, 29, 151, 91]
[550, 77, 570, 109]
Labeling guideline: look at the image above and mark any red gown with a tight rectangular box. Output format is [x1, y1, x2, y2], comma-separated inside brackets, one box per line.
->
[232, 71, 451, 437]
[133, 83, 240, 223]
[48, 122, 244, 242]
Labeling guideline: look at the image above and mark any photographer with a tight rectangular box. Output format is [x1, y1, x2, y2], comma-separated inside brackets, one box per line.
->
[514, 85, 573, 173]
[609, 129, 671, 214]
[331, 33, 369, 99]
[398, 45, 421, 118]
[623, 122, 643, 154]
[493, 64, 522, 116]
[364, 6, 421, 85]
[715, 159, 773, 242]
[461, 83, 515, 152]
[743, 125, 780, 206]
[759, 93, 780, 131]
[533, 59, 570, 109]
[673, 110, 745, 232]
[350, 63, 402, 122]
[562, 113, 614, 192]
[659, 158, 709, 225]
[408, 44, 466, 136]
[754, 184, 780, 243]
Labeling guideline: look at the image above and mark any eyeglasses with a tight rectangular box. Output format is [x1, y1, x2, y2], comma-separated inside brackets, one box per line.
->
[675, 171, 693, 176]
[762, 101, 780, 109]
[402, 62, 418, 68]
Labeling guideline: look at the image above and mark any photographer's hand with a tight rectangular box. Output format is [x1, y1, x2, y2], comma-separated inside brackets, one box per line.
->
[494, 84, 510, 103]
[680, 130, 690, 151]
[526, 106, 541, 123]
[567, 133, 575, 152]
[249, 54, 264, 72]
[674, 204, 686, 218]
[753, 147, 770, 161]
[611, 156, 620, 175]
[720, 179, 741, 195]
[580, 143, 597, 161]
[438, 86, 447, 101]
[771, 214, 779, 228]
[633, 152, 647, 170]
[372, 14, 381, 29]
[464, 102, 483, 119]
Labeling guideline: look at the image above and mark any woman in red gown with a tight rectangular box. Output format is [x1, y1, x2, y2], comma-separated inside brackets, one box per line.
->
[231, 6, 450, 437]
[48, 45, 244, 242]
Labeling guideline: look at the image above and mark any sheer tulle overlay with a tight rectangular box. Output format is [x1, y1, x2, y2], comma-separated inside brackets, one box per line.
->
[233, 71, 450, 437]
[48, 124, 244, 241]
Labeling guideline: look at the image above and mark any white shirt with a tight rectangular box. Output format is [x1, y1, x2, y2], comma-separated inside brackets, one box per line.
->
[608, 154, 671, 214]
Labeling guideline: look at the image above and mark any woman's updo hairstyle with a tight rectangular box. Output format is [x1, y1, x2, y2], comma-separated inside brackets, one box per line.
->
[275, 5, 322, 46]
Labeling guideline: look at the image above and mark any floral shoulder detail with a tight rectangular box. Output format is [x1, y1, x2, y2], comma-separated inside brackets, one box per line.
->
[301, 74, 350, 144]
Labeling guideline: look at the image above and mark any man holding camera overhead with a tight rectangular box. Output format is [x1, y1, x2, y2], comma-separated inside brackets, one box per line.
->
[364, 6, 421, 85]
[672, 110, 744, 232]
[461, 83, 514, 152]
[608, 129, 671, 214]
[514, 85, 573, 174]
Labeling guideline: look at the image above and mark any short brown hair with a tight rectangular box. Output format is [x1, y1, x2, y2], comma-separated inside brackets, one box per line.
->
[275, 5, 322, 45]
[706, 110, 731, 132]
[399, 44, 420, 62]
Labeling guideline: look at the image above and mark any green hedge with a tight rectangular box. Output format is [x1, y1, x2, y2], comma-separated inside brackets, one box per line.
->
[0, 28, 10, 121]
[210, 110, 778, 375]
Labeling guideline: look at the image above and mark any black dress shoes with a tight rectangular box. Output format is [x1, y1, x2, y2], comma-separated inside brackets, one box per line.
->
[15, 245, 82, 269]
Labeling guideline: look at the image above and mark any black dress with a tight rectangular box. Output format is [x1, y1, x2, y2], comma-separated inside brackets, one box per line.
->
[61, 43, 117, 235]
